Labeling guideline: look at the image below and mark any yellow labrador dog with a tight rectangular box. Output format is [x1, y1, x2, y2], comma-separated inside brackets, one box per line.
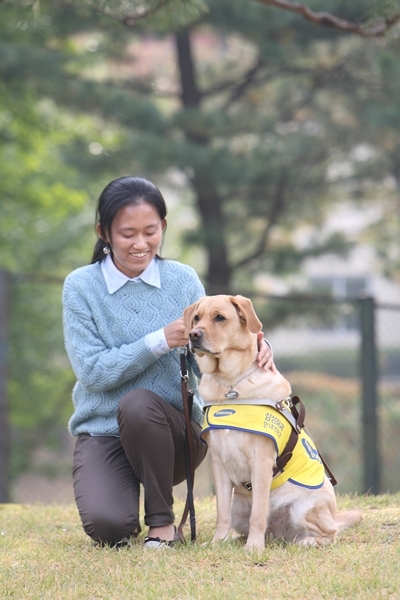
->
[183, 295, 361, 551]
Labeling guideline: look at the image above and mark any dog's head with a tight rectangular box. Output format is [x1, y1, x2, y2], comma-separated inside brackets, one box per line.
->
[183, 295, 262, 359]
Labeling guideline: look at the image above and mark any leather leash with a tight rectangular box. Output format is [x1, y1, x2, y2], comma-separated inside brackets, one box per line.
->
[177, 346, 197, 543]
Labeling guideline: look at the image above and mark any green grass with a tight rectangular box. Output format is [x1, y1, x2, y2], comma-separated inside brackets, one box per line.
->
[1, 494, 400, 599]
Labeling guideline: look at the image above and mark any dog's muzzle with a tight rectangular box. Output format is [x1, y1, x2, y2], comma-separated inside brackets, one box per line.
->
[189, 328, 204, 350]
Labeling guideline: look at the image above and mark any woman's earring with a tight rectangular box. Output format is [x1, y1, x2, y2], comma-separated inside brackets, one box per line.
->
[103, 246, 111, 255]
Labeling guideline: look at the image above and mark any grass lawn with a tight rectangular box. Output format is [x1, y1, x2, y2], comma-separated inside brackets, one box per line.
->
[1, 493, 399, 599]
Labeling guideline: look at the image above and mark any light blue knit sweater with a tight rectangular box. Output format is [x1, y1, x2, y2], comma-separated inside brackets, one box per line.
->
[62, 259, 205, 435]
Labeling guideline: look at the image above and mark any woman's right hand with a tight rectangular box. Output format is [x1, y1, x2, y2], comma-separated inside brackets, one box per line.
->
[164, 318, 189, 349]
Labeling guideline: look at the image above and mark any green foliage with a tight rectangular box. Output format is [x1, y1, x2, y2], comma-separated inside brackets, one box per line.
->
[64, 0, 208, 31]
[7, 280, 73, 475]
[0, 3, 127, 476]
[3, 0, 400, 288]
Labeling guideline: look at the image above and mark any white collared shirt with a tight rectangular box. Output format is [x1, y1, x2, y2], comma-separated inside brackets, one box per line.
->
[101, 255, 170, 357]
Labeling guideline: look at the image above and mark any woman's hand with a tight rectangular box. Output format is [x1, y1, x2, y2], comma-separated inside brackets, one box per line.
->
[164, 318, 189, 349]
[257, 332, 277, 373]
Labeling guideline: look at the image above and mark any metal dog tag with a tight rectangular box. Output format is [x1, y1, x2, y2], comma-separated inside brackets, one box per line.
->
[225, 390, 239, 399]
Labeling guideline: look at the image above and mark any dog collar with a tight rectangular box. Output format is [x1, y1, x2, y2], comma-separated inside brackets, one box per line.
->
[224, 366, 259, 399]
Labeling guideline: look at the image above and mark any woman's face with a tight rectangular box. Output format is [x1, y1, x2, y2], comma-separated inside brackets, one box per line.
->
[101, 202, 166, 278]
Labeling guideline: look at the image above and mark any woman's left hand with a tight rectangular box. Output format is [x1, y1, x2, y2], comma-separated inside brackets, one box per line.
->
[256, 332, 277, 373]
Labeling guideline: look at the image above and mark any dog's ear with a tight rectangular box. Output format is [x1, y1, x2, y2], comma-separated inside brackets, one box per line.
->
[230, 295, 262, 333]
[183, 300, 200, 333]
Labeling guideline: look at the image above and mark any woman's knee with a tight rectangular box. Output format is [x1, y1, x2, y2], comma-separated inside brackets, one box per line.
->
[81, 509, 139, 545]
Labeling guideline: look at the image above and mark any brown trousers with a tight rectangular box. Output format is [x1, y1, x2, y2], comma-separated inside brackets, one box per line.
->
[72, 389, 207, 544]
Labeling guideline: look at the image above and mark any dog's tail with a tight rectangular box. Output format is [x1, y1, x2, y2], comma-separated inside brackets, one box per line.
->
[335, 510, 362, 531]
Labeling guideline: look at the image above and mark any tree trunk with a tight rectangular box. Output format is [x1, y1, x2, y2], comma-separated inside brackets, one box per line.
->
[175, 30, 232, 293]
[192, 175, 232, 294]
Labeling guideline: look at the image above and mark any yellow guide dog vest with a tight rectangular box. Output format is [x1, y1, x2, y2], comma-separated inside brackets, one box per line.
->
[202, 404, 325, 490]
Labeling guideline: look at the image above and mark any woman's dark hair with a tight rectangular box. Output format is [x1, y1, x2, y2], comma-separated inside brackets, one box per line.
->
[91, 176, 167, 264]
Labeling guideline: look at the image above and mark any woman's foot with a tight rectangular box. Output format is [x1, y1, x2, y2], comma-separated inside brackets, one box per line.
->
[147, 524, 175, 542]
[144, 524, 177, 549]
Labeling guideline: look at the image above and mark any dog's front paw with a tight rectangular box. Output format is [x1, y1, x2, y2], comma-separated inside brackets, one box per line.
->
[212, 532, 231, 544]
[244, 536, 265, 553]
[297, 535, 333, 547]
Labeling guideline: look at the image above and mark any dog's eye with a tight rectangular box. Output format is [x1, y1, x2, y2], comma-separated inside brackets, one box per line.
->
[193, 314, 200, 323]
[214, 314, 226, 322]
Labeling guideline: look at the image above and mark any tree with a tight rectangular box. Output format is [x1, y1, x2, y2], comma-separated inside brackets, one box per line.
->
[36, 0, 400, 37]
[2, 1, 400, 294]
[3, 0, 400, 288]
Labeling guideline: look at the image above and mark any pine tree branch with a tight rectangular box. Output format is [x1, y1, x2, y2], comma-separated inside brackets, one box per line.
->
[222, 56, 265, 109]
[198, 58, 273, 101]
[233, 170, 288, 270]
[254, 0, 400, 38]
[8, 0, 399, 36]
[58, 0, 168, 24]
[199, 57, 361, 104]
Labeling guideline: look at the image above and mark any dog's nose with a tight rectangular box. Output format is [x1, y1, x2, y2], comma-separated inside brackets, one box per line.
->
[189, 328, 203, 341]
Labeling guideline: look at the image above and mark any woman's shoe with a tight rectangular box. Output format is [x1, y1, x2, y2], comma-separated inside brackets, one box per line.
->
[143, 536, 176, 549]
[143, 526, 178, 549]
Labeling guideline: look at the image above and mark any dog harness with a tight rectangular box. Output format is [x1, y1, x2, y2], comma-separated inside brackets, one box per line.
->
[202, 397, 329, 490]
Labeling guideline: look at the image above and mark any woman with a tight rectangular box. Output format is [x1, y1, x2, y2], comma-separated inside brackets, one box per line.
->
[62, 176, 274, 548]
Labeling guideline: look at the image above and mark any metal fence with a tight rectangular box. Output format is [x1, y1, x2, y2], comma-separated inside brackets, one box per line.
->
[250, 293, 400, 495]
[0, 270, 399, 503]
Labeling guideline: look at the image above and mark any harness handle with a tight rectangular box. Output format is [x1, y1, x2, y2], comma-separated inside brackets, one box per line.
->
[274, 395, 337, 486]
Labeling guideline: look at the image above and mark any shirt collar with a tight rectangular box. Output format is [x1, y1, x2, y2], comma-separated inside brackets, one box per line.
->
[101, 254, 161, 294]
